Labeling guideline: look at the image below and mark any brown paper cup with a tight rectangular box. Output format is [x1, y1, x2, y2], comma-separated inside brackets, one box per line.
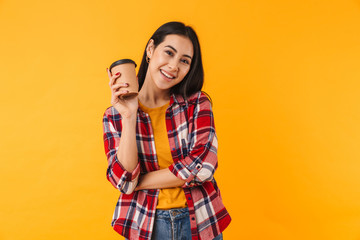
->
[109, 59, 138, 100]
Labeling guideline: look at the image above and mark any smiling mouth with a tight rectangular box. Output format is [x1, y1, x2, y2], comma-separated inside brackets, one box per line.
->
[160, 69, 176, 79]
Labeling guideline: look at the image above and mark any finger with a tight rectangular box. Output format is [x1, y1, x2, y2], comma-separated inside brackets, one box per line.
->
[108, 68, 115, 86]
[111, 72, 121, 85]
[107, 68, 113, 85]
[111, 82, 129, 92]
[109, 71, 121, 86]
[114, 89, 129, 97]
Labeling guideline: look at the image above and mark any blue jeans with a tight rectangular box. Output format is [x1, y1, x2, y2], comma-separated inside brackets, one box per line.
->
[151, 207, 223, 240]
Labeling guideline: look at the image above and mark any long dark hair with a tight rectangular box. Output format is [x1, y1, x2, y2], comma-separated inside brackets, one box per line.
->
[137, 21, 204, 100]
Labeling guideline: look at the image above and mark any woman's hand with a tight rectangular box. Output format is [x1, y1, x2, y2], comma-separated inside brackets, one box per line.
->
[107, 68, 138, 119]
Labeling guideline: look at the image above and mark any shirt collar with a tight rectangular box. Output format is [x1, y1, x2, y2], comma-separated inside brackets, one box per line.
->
[170, 93, 188, 107]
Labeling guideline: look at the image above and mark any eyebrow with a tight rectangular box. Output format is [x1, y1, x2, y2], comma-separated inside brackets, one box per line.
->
[165, 45, 192, 59]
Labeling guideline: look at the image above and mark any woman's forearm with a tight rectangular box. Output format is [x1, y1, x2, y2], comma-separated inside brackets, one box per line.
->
[135, 168, 186, 190]
[116, 116, 138, 172]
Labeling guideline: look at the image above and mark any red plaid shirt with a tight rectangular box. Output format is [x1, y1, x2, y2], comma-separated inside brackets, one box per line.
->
[102, 91, 231, 240]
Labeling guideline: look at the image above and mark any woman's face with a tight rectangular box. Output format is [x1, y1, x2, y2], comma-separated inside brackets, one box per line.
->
[146, 34, 194, 91]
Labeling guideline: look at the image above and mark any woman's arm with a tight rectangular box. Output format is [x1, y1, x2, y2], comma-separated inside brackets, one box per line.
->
[103, 69, 140, 194]
[115, 116, 138, 171]
[135, 168, 186, 191]
[107, 68, 139, 172]
[103, 111, 140, 194]
[168, 92, 218, 188]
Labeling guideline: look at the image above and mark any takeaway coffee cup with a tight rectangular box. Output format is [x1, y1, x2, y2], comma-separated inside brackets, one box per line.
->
[109, 59, 138, 100]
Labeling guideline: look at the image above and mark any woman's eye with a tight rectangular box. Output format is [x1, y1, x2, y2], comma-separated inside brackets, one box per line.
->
[165, 50, 173, 56]
[181, 59, 190, 65]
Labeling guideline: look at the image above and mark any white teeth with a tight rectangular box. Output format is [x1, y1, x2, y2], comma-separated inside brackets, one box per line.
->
[161, 70, 175, 79]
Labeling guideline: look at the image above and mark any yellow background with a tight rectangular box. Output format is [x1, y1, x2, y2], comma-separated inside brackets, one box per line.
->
[1, 0, 360, 239]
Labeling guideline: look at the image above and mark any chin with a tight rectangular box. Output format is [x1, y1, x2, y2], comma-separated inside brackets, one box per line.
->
[154, 78, 176, 90]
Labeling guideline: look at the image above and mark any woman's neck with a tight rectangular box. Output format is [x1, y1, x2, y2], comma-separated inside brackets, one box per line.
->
[138, 75, 171, 109]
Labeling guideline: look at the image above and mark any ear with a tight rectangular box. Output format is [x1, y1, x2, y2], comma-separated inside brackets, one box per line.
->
[146, 39, 155, 58]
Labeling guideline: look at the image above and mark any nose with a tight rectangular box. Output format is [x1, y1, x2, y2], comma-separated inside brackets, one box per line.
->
[168, 58, 179, 72]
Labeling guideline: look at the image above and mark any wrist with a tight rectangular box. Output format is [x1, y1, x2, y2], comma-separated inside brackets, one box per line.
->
[121, 114, 137, 127]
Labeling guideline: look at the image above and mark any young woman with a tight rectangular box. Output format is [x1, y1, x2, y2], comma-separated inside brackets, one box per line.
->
[103, 21, 231, 240]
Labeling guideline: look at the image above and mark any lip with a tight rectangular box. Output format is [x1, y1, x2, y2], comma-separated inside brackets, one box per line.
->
[160, 71, 172, 82]
[160, 69, 177, 80]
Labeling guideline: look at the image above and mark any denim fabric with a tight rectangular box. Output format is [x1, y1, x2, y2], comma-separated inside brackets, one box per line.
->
[151, 207, 223, 240]
[125, 207, 223, 240]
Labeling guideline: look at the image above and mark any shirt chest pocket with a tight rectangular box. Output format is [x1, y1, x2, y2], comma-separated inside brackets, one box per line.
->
[178, 108, 190, 158]
[168, 104, 191, 160]
[181, 138, 188, 157]
[174, 121, 189, 159]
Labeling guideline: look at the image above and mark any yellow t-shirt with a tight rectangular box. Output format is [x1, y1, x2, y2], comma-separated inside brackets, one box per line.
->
[139, 100, 187, 209]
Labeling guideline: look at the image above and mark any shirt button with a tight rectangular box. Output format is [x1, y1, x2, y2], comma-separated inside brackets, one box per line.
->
[191, 217, 195, 221]
[188, 197, 191, 200]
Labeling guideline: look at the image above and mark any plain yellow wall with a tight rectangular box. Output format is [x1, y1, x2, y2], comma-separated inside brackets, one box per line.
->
[1, 0, 360, 239]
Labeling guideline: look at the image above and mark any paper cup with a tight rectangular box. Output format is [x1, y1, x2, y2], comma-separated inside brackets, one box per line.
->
[109, 59, 138, 100]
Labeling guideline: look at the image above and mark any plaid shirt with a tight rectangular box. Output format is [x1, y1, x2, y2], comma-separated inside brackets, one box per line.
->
[102, 91, 231, 240]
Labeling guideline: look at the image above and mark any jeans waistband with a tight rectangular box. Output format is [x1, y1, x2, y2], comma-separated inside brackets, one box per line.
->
[155, 207, 189, 220]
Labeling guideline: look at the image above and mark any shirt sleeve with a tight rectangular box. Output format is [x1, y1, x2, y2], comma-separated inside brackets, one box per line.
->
[102, 108, 140, 194]
[168, 92, 218, 188]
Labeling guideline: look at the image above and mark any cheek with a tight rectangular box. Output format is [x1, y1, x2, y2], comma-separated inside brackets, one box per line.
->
[155, 53, 167, 63]
[181, 66, 191, 76]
